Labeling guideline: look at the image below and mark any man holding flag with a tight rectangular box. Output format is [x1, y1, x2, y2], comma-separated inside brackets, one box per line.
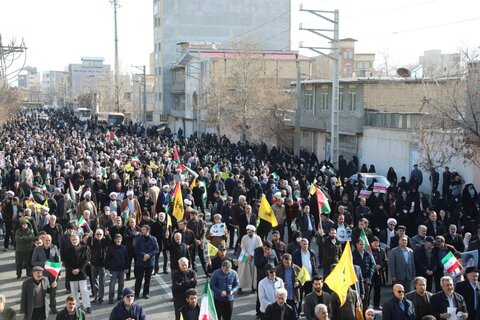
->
[31, 234, 61, 314]
[352, 237, 376, 312]
[325, 242, 359, 320]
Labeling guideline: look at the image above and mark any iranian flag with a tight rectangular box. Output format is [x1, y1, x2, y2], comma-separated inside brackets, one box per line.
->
[131, 156, 140, 164]
[173, 146, 180, 165]
[316, 187, 331, 214]
[106, 130, 119, 143]
[442, 251, 461, 275]
[199, 281, 218, 320]
[77, 216, 88, 228]
[45, 261, 62, 279]
[360, 228, 373, 255]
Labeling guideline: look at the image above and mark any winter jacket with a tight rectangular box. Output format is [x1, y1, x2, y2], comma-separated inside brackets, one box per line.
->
[109, 302, 146, 320]
[106, 243, 129, 271]
[210, 268, 240, 302]
[133, 235, 159, 268]
[15, 221, 35, 252]
[88, 235, 111, 266]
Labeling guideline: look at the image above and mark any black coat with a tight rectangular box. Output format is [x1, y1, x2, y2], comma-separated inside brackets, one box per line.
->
[429, 291, 467, 319]
[264, 302, 296, 320]
[381, 296, 415, 320]
[455, 280, 480, 320]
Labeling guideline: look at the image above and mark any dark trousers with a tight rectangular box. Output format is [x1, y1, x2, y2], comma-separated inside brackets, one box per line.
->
[134, 266, 153, 297]
[31, 306, 46, 320]
[228, 225, 237, 248]
[298, 281, 313, 313]
[190, 246, 207, 273]
[4, 221, 12, 249]
[173, 297, 186, 320]
[155, 248, 168, 273]
[372, 272, 382, 307]
[214, 299, 233, 320]
[363, 281, 372, 312]
[15, 250, 32, 278]
[425, 274, 434, 292]
[126, 251, 135, 279]
[287, 299, 297, 319]
[273, 222, 285, 242]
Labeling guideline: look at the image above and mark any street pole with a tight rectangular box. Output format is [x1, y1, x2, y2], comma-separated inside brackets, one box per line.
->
[143, 65, 147, 123]
[111, 0, 120, 112]
[294, 58, 302, 157]
[299, 7, 340, 167]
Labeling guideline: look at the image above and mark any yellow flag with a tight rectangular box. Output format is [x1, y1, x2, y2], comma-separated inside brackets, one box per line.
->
[308, 178, 317, 195]
[221, 172, 229, 180]
[179, 312, 184, 320]
[324, 241, 358, 307]
[172, 183, 184, 221]
[124, 163, 134, 173]
[336, 176, 342, 187]
[297, 265, 311, 286]
[208, 242, 218, 257]
[258, 194, 278, 227]
[190, 177, 197, 190]
[43, 199, 48, 206]
[167, 213, 172, 228]
[149, 161, 158, 171]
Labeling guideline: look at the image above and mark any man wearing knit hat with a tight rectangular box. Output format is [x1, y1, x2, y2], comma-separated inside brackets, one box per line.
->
[109, 287, 146, 320]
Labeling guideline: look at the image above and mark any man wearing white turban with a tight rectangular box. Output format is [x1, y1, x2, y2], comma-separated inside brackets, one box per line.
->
[237, 224, 263, 295]
[77, 190, 97, 219]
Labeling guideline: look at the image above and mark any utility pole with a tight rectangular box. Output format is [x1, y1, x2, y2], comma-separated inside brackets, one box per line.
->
[299, 7, 340, 167]
[294, 58, 303, 157]
[111, 0, 120, 112]
[132, 65, 147, 123]
[0, 34, 27, 88]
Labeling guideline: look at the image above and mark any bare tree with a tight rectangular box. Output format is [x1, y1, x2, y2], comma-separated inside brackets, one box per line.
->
[0, 86, 23, 124]
[201, 36, 295, 147]
[411, 117, 458, 198]
[421, 49, 480, 169]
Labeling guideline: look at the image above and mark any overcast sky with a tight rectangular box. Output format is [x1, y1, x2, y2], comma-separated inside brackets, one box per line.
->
[1, 0, 479, 75]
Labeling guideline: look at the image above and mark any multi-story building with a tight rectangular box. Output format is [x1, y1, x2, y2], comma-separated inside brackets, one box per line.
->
[169, 42, 310, 141]
[18, 66, 41, 101]
[41, 71, 69, 106]
[296, 77, 463, 161]
[152, 0, 292, 125]
[68, 57, 111, 95]
[419, 50, 461, 78]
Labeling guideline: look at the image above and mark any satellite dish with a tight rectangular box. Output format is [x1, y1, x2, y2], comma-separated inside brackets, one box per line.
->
[397, 68, 411, 78]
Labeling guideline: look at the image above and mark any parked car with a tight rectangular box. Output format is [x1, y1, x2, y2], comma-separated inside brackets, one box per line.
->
[348, 173, 390, 187]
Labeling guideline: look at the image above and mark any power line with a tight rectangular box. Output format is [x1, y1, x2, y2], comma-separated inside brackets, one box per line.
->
[358, 16, 480, 39]
[229, 10, 290, 41]
[344, 0, 439, 19]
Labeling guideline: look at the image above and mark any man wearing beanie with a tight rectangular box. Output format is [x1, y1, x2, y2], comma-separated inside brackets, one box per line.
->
[109, 288, 145, 320]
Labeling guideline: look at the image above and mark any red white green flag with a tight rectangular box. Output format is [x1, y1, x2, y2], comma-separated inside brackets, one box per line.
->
[199, 281, 218, 320]
[77, 216, 88, 228]
[106, 130, 119, 143]
[442, 251, 461, 275]
[316, 187, 331, 214]
[131, 156, 140, 164]
[45, 261, 62, 279]
[360, 228, 373, 255]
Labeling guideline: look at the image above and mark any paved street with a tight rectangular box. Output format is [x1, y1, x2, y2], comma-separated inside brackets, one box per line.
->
[0, 236, 392, 319]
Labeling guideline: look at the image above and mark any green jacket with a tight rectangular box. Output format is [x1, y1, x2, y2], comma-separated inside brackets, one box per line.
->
[15, 219, 35, 252]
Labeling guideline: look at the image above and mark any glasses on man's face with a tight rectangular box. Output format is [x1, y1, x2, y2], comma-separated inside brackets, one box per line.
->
[397, 290, 405, 293]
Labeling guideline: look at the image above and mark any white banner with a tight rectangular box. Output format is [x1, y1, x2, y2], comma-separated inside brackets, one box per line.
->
[209, 223, 225, 237]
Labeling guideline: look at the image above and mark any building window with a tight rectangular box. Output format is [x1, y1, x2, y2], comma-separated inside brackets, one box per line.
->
[349, 87, 356, 112]
[339, 88, 344, 111]
[146, 111, 153, 122]
[321, 89, 329, 111]
[303, 130, 309, 138]
[343, 51, 353, 59]
[304, 89, 313, 111]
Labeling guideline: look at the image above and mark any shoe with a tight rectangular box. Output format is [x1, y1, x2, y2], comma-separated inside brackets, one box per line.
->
[109, 300, 114, 304]
[50, 308, 57, 314]
[16, 276, 20, 281]
[98, 298, 104, 304]
[86, 307, 91, 314]
[238, 289, 244, 296]
[92, 297, 98, 303]
[143, 295, 150, 299]
[66, 290, 71, 294]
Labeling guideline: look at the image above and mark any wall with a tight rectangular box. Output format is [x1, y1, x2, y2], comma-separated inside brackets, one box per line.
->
[155, 0, 291, 119]
[359, 126, 480, 194]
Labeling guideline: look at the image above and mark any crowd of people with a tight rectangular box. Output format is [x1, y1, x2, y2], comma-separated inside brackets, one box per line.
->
[0, 108, 479, 320]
